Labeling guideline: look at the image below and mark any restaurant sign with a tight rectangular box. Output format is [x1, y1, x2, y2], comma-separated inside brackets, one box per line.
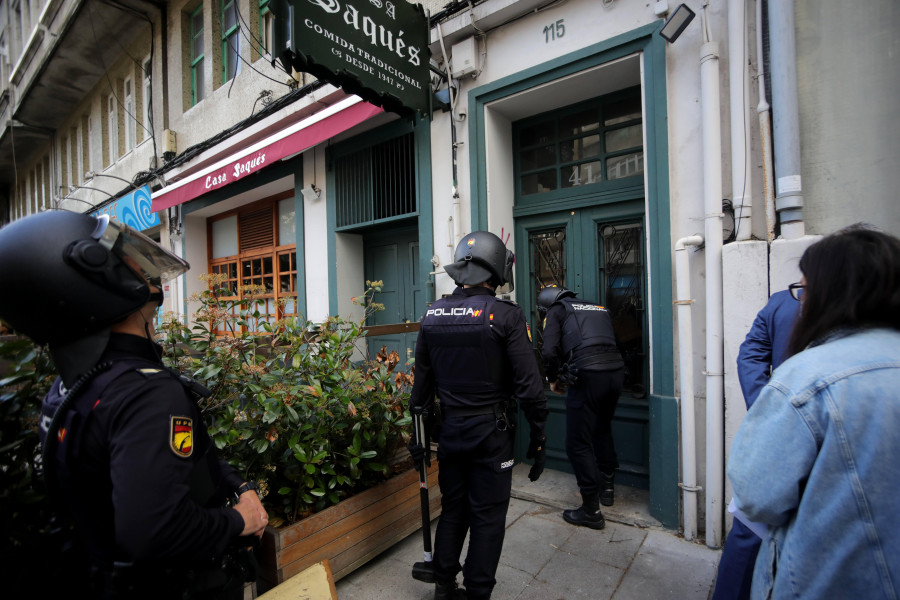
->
[274, 0, 431, 117]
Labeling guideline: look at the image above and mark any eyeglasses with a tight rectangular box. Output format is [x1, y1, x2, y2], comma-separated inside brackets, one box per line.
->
[788, 282, 805, 301]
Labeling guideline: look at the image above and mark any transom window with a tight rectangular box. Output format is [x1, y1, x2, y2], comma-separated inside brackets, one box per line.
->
[514, 87, 643, 199]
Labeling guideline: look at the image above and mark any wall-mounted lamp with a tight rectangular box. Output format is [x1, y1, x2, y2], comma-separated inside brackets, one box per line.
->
[301, 183, 321, 202]
[659, 3, 696, 43]
[84, 170, 135, 187]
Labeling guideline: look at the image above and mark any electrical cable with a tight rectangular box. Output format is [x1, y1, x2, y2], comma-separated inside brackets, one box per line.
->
[733, 0, 749, 242]
[234, 0, 272, 59]
[96, 5, 160, 168]
[87, 1, 151, 174]
[215, 1, 294, 94]
[131, 79, 326, 185]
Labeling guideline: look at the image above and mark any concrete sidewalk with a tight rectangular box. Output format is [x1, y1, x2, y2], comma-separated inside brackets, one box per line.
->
[336, 466, 721, 600]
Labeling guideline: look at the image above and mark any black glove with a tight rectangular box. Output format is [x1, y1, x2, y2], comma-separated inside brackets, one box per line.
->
[526, 435, 546, 482]
[407, 440, 429, 470]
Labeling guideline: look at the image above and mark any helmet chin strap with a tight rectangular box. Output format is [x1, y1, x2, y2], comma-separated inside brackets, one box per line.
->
[141, 292, 164, 361]
[143, 317, 164, 362]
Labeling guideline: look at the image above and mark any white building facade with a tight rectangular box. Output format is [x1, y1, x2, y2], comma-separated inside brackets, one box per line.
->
[1, 0, 897, 545]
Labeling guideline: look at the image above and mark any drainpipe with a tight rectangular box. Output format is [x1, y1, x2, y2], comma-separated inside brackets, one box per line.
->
[700, 5, 725, 548]
[675, 234, 704, 542]
[756, 0, 776, 243]
[768, 0, 804, 239]
[728, 0, 751, 240]
[436, 21, 461, 259]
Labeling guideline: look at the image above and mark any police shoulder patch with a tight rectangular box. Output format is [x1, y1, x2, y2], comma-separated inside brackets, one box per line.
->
[170, 416, 193, 457]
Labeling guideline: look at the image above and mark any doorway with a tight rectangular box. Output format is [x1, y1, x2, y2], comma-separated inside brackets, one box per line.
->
[515, 201, 649, 489]
[363, 226, 423, 366]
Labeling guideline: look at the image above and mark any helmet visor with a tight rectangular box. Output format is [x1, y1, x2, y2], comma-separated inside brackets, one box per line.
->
[93, 215, 189, 284]
[495, 249, 515, 295]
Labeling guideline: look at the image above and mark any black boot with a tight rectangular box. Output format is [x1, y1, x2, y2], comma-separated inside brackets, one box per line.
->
[599, 471, 615, 507]
[563, 493, 605, 529]
[435, 580, 467, 600]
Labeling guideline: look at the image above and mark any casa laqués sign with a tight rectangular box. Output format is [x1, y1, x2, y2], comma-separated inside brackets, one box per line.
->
[272, 0, 431, 117]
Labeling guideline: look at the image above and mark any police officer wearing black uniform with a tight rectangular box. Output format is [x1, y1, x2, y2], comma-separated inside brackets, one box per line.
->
[408, 231, 549, 600]
[0, 211, 269, 599]
[538, 285, 624, 530]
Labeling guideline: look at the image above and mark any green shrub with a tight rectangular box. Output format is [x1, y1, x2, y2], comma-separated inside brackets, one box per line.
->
[0, 336, 88, 592]
[0, 277, 413, 542]
[158, 277, 413, 525]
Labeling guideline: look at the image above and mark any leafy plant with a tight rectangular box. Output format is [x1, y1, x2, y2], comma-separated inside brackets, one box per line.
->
[158, 277, 414, 525]
[0, 336, 90, 593]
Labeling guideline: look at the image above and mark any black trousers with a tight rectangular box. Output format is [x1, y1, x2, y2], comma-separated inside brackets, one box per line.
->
[434, 414, 515, 600]
[565, 368, 624, 496]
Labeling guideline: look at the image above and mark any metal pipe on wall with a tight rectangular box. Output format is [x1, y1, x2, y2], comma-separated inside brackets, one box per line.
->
[436, 21, 461, 260]
[729, 0, 752, 240]
[675, 234, 705, 542]
[701, 12, 725, 547]
[768, 0, 804, 239]
[756, 0, 776, 243]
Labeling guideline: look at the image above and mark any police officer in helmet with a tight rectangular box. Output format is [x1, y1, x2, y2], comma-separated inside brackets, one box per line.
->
[408, 231, 549, 600]
[0, 211, 268, 598]
[538, 285, 624, 529]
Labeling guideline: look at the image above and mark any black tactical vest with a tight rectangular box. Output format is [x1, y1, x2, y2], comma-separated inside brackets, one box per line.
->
[420, 293, 510, 403]
[39, 361, 226, 561]
[557, 297, 619, 357]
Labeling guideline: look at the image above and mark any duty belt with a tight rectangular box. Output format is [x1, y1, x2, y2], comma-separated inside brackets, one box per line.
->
[572, 352, 622, 371]
[441, 401, 517, 432]
[441, 403, 504, 418]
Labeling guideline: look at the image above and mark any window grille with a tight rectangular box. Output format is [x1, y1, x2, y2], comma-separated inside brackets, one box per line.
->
[334, 133, 416, 228]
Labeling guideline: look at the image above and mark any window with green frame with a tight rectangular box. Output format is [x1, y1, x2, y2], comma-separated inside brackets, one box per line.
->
[222, 0, 241, 82]
[190, 6, 205, 106]
[259, 0, 272, 55]
[513, 87, 644, 199]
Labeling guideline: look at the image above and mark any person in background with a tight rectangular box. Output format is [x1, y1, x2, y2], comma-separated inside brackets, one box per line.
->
[538, 285, 624, 530]
[408, 231, 548, 600]
[712, 288, 799, 600]
[0, 211, 268, 599]
[728, 224, 900, 599]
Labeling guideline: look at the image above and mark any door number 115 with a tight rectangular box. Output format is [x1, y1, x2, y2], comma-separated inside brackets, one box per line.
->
[543, 19, 565, 43]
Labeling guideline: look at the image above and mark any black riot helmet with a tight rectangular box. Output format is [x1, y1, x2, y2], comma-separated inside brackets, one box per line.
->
[0, 211, 189, 383]
[537, 285, 576, 318]
[444, 231, 515, 292]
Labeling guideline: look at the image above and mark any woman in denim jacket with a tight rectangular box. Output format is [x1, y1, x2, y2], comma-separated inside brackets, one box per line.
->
[728, 225, 900, 600]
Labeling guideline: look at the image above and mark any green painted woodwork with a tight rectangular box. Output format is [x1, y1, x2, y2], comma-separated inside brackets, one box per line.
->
[327, 118, 433, 315]
[467, 21, 677, 528]
[364, 226, 421, 365]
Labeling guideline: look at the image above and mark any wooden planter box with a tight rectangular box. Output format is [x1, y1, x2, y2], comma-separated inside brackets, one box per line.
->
[256, 462, 441, 590]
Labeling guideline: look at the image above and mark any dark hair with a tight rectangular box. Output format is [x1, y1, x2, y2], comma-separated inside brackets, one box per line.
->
[788, 224, 900, 355]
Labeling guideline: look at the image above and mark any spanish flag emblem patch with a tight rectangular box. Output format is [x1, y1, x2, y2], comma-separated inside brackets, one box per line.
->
[170, 417, 193, 457]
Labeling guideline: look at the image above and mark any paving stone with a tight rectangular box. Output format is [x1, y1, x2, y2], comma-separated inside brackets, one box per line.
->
[612, 529, 720, 600]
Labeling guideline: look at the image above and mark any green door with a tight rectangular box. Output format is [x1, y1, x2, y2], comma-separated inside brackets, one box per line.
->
[364, 227, 422, 367]
[515, 201, 650, 489]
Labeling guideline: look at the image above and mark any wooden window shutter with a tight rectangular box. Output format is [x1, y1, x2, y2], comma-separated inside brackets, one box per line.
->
[239, 207, 273, 251]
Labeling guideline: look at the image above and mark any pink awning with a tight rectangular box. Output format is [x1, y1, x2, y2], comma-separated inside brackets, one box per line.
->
[151, 98, 383, 212]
